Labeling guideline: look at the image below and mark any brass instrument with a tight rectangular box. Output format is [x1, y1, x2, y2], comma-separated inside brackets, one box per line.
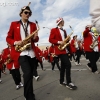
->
[58, 25, 74, 50]
[4, 54, 12, 65]
[5, 58, 12, 64]
[90, 27, 99, 49]
[15, 20, 40, 52]
[51, 53, 56, 57]
[90, 36, 98, 49]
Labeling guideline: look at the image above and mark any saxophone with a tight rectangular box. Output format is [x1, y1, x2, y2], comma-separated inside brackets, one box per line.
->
[15, 20, 40, 52]
[58, 25, 74, 50]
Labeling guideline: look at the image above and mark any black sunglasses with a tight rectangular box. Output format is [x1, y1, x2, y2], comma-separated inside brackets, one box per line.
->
[24, 11, 31, 15]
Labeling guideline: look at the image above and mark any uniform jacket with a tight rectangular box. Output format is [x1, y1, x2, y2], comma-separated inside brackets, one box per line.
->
[49, 27, 67, 55]
[70, 39, 76, 53]
[35, 46, 43, 62]
[49, 46, 55, 62]
[83, 28, 93, 52]
[43, 49, 49, 60]
[6, 21, 39, 61]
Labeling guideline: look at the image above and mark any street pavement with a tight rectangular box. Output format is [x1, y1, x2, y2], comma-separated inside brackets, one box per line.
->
[0, 56, 100, 100]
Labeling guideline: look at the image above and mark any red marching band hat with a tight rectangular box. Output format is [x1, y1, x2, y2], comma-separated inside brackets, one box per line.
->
[56, 17, 63, 25]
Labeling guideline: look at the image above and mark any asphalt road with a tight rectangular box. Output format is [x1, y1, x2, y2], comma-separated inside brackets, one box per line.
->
[0, 57, 100, 100]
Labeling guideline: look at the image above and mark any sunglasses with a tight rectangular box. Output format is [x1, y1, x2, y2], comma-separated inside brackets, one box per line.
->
[24, 11, 31, 15]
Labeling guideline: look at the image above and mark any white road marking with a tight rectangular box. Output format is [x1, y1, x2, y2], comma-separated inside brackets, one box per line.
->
[37, 69, 87, 71]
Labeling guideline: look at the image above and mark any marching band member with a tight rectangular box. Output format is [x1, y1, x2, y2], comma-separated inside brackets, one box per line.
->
[3, 43, 23, 90]
[43, 46, 50, 62]
[35, 44, 45, 71]
[74, 38, 82, 65]
[49, 44, 60, 71]
[70, 35, 77, 61]
[83, 25, 100, 74]
[81, 41, 86, 58]
[0, 50, 6, 75]
[49, 17, 77, 90]
[6, 2, 38, 100]
[41, 49, 45, 63]
[67, 43, 73, 61]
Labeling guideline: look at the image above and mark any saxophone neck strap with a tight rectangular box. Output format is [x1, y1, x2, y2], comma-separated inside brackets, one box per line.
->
[20, 20, 29, 37]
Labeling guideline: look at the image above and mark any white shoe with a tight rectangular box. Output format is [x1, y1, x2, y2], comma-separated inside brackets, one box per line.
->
[93, 71, 100, 74]
[79, 63, 81, 65]
[33, 76, 35, 78]
[86, 59, 89, 61]
[35, 76, 40, 81]
[16, 85, 20, 90]
[75, 62, 79, 65]
[52, 70, 55, 72]
[0, 80, 2, 83]
[43, 68, 46, 71]
[20, 82, 24, 87]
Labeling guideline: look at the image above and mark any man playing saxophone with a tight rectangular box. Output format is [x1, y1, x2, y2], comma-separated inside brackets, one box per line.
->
[6, 2, 38, 100]
[49, 17, 77, 90]
[83, 25, 100, 74]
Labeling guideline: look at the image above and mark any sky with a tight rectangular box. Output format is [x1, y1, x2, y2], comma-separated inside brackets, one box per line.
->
[0, 0, 91, 51]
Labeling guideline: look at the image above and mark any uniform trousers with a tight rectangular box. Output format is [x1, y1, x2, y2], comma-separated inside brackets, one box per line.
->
[51, 57, 60, 71]
[36, 59, 44, 70]
[58, 54, 71, 84]
[86, 51, 99, 72]
[10, 69, 21, 85]
[75, 49, 81, 64]
[18, 55, 36, 100]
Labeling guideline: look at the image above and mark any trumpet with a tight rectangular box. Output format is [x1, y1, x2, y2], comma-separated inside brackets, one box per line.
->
[15, 20, 40, 52]
[58, 25, 74, 50]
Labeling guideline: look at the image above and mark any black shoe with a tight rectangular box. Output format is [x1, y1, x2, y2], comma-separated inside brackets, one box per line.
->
[60, 82, 67, 86]
[66, 83, 77, 90]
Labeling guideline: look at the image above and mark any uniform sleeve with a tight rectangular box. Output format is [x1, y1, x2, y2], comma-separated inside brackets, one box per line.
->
[6, 22, 15, 45]
[49, 29, 59, 44]
[83, 28, 90, 37]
